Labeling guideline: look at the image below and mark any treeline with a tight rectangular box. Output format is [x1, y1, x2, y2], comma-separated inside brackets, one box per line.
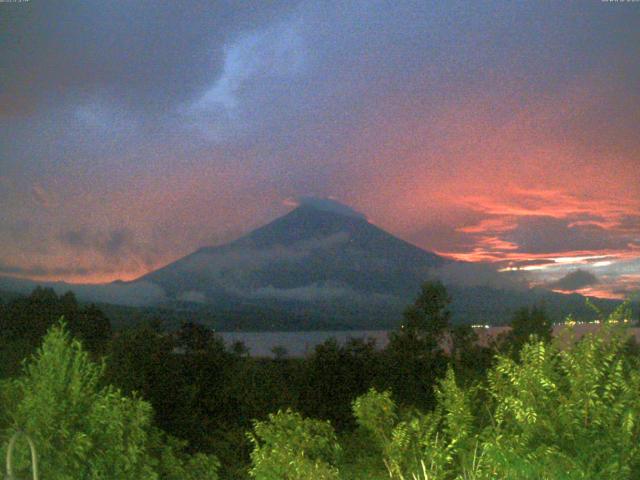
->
[0, 287, 111, 378]
[0, 285, 638, 478]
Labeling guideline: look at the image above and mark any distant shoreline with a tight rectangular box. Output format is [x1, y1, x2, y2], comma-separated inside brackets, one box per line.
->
[217, 323, 640, 358]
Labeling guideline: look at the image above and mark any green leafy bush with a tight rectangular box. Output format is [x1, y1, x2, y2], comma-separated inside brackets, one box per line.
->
[248, 409, 341, 480]
[352, 376, 478, 480]
[482, 323, 640, 479]
[0, 321, 220, 480]
[352, 312, 640, 480]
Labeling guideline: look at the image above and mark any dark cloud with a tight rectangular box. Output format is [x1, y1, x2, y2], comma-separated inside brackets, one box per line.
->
[434, 262, 530, 291]
[2, 220, 33, 243]
[1, 1, 300, 116]
[293, 197, 367, 220]
[58, 227, 139, 258]
[252, 283, 365, 302]
[407, 209, 491, 254]
[0, 273, 165, 306]
[59, 230, 90, 249]
[547, 269, 600, 291]
[56, 227, 159, 275]
[103, 228, 134, 257]
[617, 215, 640, 234]
[505, 216, 632, 254]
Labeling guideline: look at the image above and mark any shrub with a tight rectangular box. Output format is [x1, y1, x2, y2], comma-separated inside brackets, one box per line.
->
[248, 409, 341, 480]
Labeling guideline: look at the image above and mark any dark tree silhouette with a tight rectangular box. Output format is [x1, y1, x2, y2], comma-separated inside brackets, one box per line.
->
[497, 305, 553, 358]
[385, 281, 452, 408]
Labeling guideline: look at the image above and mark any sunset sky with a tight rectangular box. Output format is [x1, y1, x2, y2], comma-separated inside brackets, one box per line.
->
[1, 1, 639, 299]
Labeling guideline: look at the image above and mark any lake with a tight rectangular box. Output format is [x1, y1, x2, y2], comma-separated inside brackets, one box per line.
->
[218, 324, 640, 357]
[219, 330, 389, 357]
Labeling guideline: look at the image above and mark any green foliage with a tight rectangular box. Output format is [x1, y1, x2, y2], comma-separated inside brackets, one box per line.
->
[0, 321, 157, 479]
[351, 311, 640, 480]
[352, 377, 478, 480]
[481, 322, 640, 479]
[607, 299, 633, 323]
[0, 321, 219, 480]
[248, 409, 341, 480]
[6, 287, 637, 478]
[153, 431, 221, 480]
[353, 388, 397, 452]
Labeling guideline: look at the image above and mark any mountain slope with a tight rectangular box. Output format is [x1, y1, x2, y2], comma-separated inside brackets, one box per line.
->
[139, 203, 447, 303]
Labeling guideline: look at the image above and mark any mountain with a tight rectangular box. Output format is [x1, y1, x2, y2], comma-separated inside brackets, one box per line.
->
[0, 199, 631, 330]
[139, 201, 447, 304]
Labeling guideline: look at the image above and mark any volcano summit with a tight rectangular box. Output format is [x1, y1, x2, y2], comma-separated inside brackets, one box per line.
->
[140, 198, 447, 305]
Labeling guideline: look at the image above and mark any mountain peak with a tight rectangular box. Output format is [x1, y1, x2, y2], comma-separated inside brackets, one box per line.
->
[139, 195, 448, 305]
[287, 197, 367, 220]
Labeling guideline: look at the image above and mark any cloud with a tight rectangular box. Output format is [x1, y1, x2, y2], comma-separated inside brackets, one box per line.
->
[504, 216, 632, 254]
[58, 227, 156, 264]
[0, 275, 165, 306]
[1, 2, 300, 116]
[173, 232, 351, 290]
[69, 281, 166, 306]
[251, 282, 353, 301]
[250, 282, 397, 303]
[428, 187, 640, 270]
[191, 16, 307, 115]
[547, 269, 600, 291]
[286, 196, 367, 220]
[433, 262, 530, 290]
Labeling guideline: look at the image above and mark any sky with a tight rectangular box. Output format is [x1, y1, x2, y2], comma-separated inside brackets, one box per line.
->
[1, 1, 639, 299]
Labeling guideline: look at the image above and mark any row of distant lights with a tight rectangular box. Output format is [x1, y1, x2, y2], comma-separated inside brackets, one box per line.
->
[470, 319, 632, 329]
[560, 319, 632, 326]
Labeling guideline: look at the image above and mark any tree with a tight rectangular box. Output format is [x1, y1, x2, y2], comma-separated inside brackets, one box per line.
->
[399, 280, 452, 350]
[104, 322, 191, 444]
[352, 374, 477, 480]
[0, 288, 112, 360]
[450, 324, 493, 385]
[301, 337, 380, 429]
[353, 314, 640, 479]
[271, 345, 288, 361]
[0, 321, 219, 479]
[79, 303, 112, 351]
[231, 340, 250, 358]
[1, 289, 113, 379]
[385, 281, 451, 408]
[248, 409, 341, 480]
[498, 305, 552, 358]
[177, 321, 224, 355]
